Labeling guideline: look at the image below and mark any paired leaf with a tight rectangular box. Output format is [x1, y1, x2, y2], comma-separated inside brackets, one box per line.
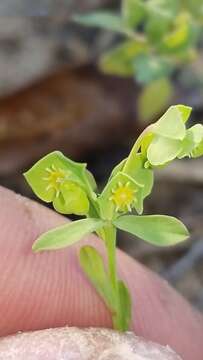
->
[32, 218, 105, 252]
[80, 245, 116, 310]
[113, 214, 189, 246]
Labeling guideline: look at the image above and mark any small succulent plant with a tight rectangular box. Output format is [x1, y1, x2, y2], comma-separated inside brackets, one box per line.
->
[24, 105, 203, 331]
[73, 0, 203, 122]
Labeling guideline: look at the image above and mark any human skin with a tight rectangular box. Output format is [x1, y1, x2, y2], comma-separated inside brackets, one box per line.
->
[0, 186, 202, 359]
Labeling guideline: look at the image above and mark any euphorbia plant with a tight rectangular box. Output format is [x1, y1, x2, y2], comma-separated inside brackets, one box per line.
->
[73, 0, 203, 122]
[24, 105, 203, 331]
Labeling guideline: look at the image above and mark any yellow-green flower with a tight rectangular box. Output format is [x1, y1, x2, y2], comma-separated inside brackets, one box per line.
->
[109, 181, 138, 213]
[98, 172, 143, 220]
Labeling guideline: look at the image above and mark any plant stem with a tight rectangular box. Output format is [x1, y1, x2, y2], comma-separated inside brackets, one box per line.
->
[101, 224, 131, 331]
[102, 224, 121, 329]
[123, 125, 154, 173]
[103, 224, 117, 290]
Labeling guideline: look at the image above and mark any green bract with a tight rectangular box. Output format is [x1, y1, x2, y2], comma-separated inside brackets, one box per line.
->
[138, 105, 203, 166]
[24, 151, 97, 216]
[24, 104, 203, 332]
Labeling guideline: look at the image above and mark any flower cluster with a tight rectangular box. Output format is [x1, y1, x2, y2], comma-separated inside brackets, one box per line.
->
[24, 104, 203, 333]
[24, 106, 203, 223]
[141, 105, 203, 166]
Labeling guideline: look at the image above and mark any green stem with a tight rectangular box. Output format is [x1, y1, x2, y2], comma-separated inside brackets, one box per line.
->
[99, 223, 132, 331]
[102, 224, 120, 329]
[123, 125, 153, 173]
[102, 224, 117, 290]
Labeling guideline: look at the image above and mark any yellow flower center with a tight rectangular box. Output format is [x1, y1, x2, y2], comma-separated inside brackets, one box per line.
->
[109, 181, 137, 212]
[43, 165, 69, 197]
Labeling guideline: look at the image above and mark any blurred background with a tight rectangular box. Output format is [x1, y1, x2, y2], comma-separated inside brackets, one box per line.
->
[1, 0, 203, 313]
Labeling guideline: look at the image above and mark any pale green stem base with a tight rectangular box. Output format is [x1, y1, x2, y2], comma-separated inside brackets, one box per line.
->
[102, 224, 131, 331]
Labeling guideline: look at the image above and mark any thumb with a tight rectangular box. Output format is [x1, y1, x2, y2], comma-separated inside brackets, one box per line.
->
[0, 327, 182, 360]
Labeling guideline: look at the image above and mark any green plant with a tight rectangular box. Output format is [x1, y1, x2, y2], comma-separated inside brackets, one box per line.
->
[73, 0, 203, 122]
[24, 105, 203, 331]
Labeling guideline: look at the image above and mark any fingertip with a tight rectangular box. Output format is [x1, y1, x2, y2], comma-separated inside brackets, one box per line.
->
[0, 186, 202, 360]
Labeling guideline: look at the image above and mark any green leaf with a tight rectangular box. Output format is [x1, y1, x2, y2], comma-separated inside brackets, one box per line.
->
[32, 218, 105, 252]
[113, 214, 189, 246]
[138, 78, 173, 123]
[122, 0, 146, 28]
[80, 245, 116, 311]
[147, 135, 182, 165]
[134, 54, 173, 84]
[113, 280, 131, 331]
[73, 12, 124, 33]
[152, 106, 186, 140]
[100, 40, 147, 77]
